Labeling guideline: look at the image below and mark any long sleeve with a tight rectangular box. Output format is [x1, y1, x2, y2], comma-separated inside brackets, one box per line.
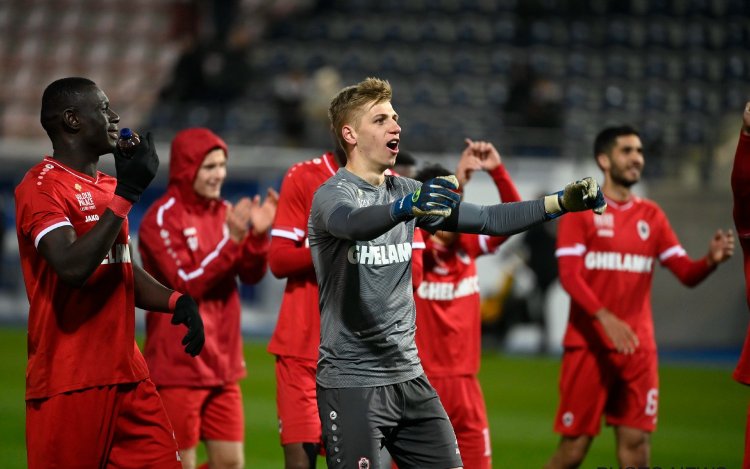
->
[432, 199, 547, 236]
[462, 165, 524, 258]
[558, 254, 605, 316]
[268, 236, 314, 278]
[138, 200, 239, 300]
[661, 255, 714, 287]
[235, 231, 270, 285]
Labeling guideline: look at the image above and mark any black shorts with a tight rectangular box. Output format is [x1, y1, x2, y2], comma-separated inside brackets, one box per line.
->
[317, 374, 463, 469]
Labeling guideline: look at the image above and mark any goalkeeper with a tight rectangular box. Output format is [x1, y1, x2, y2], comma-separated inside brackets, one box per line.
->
[308, 77, 606, 469]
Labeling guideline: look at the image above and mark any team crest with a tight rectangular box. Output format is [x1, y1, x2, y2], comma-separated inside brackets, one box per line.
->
[184, 227, 199, 251]
[637, 220, 650, 240]
[74, 183, 82, 191]
[358, 457, 370, 469]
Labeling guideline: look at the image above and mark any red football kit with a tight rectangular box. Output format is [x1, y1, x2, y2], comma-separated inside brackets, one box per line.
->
[730, 130, 750, 467]
[414, 165, 520, 469]
[555, 195, 715, 436]
[268, 151, 339, 445]
[16, 157, 179, 468]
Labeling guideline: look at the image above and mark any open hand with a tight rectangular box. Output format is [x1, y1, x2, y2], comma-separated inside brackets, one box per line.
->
[249, 188, 279, 235]
[707, 229, 734, 266]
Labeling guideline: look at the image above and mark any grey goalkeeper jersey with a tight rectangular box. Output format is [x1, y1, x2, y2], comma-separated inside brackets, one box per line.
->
[309, 168, 548, 388]
[309, 169, 429, 388]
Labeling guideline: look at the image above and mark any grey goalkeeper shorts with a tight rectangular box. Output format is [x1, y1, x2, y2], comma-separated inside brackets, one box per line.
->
[317, 374, 463, 469]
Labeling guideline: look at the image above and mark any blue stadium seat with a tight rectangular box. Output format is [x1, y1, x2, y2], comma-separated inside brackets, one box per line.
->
[643, 83, 668, 112]
[492, 17, 516, 43]
[644, 54, 668, 79]
[683, 84, 706, 112]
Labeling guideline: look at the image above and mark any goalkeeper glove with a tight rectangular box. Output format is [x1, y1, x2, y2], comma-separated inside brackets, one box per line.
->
[544, 176, 606, 219]
[391, 175, 461, 221]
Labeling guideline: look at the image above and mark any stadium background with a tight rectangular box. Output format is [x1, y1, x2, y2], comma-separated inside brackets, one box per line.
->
[0, 0, 748, 466]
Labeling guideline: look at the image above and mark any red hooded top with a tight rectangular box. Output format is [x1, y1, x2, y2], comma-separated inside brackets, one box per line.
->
[138, 128, 269, 386]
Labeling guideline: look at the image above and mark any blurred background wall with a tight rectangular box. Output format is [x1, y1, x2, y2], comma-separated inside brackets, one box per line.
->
[0, 0, 748, 356]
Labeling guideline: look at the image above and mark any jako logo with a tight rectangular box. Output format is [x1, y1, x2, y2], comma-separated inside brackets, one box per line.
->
[347, 243, 412, 265]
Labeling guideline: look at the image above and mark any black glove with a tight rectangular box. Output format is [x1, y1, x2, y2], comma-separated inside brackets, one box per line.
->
[114, 131, 159, 203]
[171, 294, 205, 357]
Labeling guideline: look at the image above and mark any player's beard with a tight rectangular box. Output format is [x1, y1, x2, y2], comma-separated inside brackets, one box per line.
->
[610, 164, 640, 188]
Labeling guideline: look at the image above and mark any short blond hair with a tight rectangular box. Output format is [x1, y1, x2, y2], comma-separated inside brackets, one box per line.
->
[328, 77, 392, 157]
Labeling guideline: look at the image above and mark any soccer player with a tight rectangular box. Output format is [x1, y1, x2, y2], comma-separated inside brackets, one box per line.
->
[730, 101, 750, 468]
[414, 138, 521, 469]
[267, 146, 344, 469]
[545, 125, 735, 468]
[308, 76, 606, 469]
[16, 77, 204, 469]
[138, 128, 277, 469]
[268, 143, 422, 468]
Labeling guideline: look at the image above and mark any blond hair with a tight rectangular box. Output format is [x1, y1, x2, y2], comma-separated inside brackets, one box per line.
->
[328, 77, 392, 157]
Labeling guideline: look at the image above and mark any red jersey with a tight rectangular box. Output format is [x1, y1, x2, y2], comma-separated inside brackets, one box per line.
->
[731, 132, 750, 384]
[267, 152, 339, 360]
[15, 157, 148, 400]
[556, 196, 715, 351]
[139, 128, 269, 387]
[414, 165, 520, 377]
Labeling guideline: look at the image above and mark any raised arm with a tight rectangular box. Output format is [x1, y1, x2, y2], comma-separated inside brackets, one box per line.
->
[434, 177, 606, 236]
[37, 133, 158, 286]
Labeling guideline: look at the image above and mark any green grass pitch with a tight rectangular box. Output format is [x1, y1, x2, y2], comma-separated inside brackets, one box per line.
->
[0, 327, 745, 467]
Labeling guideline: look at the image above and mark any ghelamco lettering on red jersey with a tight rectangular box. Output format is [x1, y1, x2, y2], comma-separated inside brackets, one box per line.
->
[417, 275, 480, 301]
[584, 251, 654, 273]
[100, 244, 131, 265]
[347, 243, 412, 265]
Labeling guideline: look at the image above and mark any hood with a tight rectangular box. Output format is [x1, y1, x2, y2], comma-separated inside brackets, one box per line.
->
[168, 128, 228, 202]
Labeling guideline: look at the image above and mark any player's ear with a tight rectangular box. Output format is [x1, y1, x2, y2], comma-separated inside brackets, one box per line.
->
[595, 152, 609, 172]
[62, 107, 80, 132]
[342, 124, 356, 146]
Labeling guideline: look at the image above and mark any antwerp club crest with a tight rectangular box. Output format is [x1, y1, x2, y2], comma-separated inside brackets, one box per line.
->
[358, 457, 370, 469]
[637, 220, 650, 240]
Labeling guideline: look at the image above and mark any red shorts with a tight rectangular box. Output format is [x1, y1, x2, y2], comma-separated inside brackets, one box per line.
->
[275, 355, 321, 445]
[429, 375, 491, 469]
[157, 382, 244, 449]
[554, 348, 659, 437]
[26, 379, 181, 469]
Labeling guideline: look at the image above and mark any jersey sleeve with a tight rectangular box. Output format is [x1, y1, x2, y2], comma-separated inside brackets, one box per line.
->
[310, 182, 357, 233]
[489, 165, 522, 204]
[411, 228, 425, 289]
[138, 202, 240, 299]
[17, 182, 73, 248]
[235, 232, 269, 285]
[556, 213, 604, 315]
[654, 206, 714, 286]
[269, 167, 315, 278]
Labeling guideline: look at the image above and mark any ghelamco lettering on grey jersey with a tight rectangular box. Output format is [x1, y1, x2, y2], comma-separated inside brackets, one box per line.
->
[347, 243, 412, 265]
